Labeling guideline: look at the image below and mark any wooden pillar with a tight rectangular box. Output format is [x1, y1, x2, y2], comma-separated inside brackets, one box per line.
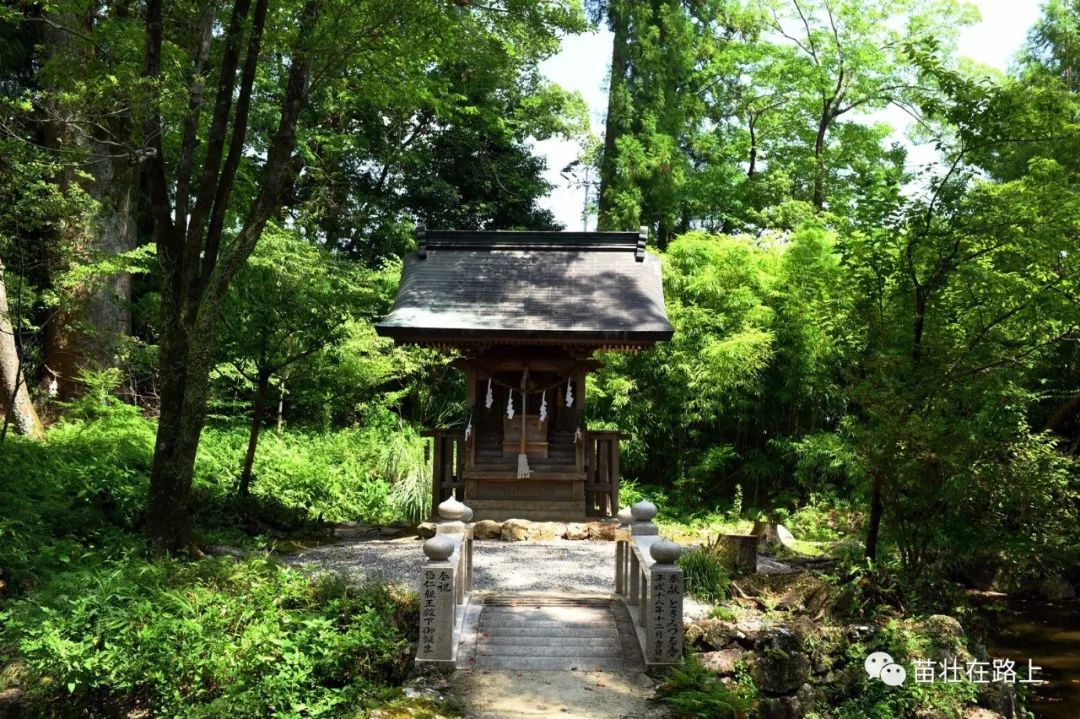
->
[430, 432, 443, 517]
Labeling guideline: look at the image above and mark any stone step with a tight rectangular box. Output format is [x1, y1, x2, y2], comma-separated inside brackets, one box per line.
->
[485, 596, 613, 607]
[480, 609, 610, 620]
[480, 608, 609, 617]
[481, 604, 610, 615]
[477, 635, 624, 649]
[468, 499, 585, 510]
[475, 642, 622, 658]
[476, 625, 618, 639]
[471, 655, 634, 671]
[479, 618, 612, 631]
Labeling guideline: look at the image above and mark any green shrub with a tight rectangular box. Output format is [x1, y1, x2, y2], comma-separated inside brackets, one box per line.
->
[195, 407, 429, 527]
[776, 494, 861, 543]
[195, 426, 400, 527]
[1, 409, 430, 592]
[0, 412, 153, 591]
[678, 544, 731, 604]
[832, 619, 978, 719]
[1, 555, 415, 718]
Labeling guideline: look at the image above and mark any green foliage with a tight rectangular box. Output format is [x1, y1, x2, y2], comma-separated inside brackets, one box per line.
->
[773, 494, 861, 544]
[0, 401, 154, 592]
[195, 426, 399, 528]
[832, 620, 978, 719]
[2, 557, 414, 718]
[0, 406, 421, 717]
[657, 655, 756, 719]
[678, 543, 732, 604]
[0, 405, 431, 592]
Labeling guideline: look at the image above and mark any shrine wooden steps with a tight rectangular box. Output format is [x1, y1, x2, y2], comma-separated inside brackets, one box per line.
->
[456, 594, 643, 672]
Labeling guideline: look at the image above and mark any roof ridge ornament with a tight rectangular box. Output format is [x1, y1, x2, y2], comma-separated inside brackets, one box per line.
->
[636, 225, 647, 262]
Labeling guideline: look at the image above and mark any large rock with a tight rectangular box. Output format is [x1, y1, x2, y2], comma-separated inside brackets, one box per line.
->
[976, 682, 1019, 719]
[760, 682, 816, 716]
[751, 629, 810, 696]
[698, 648, 744, 675]
[416, 522, 438, 539]
[529, 522, 565, 541]
[918, 615, 970, 665]
[963, 709, 1006, 719]
[564, 523, 590, 540]
[501, 518, 531, 542]
[473, 519, 503, 540]
[587, 521, 619, 541]
[776, 576, 832, 615]
[685, 619, 740, 651]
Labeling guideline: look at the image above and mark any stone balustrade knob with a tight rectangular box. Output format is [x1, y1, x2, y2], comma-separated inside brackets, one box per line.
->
[617, 507, 634, 526]
[438, 496, 466, 522]
[650, 539, 681, 564]
[631, 500, 658, 523]
[460, 505, 474, 523]
[423, 535, 455, 561]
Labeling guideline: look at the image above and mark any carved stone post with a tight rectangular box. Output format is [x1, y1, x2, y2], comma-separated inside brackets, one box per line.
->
[615, 507, 633, 595]
[435, 496, 468, 604]
[647, 540, 684, 668]
[417, 536, 457, 665]
[628, 550, 641, 605]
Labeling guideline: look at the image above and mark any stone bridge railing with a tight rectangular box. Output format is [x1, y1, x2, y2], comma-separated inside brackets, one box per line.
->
[415, 496, 685, 673]
[614, 501, 685, 672]
[416, 496, 474, 668]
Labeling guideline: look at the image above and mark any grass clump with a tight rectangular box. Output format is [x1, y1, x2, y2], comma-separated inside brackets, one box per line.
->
[678, 543, 732, 604]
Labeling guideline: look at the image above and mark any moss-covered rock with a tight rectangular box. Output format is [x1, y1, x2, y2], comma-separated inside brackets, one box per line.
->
[751, 629, 811, 696]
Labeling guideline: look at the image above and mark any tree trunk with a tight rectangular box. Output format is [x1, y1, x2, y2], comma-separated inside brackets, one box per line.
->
[145, 289, 218, 552]
[865, 470, 884, 560]
[597, 0, 630, 230]
[748, 115, 758, 178]
[812, 111, 830, 210]
[238, 368, 271, 499]
[141, 0, 316, 553]
[39, 14, 137, 399]
[0, 260, 45, 440]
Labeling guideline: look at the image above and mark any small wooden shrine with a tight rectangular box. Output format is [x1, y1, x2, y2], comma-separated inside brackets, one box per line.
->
[376, 227, 673, 520]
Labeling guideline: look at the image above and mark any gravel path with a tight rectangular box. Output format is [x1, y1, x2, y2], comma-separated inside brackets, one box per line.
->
[287, 537, 618, 594]
[287, 535, 710, 618]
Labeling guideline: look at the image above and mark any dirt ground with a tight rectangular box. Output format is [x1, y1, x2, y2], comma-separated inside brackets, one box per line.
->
[449, 669, 670, 719]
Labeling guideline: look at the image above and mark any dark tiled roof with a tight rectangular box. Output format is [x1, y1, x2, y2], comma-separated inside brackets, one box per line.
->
[375, 229, 674, 345]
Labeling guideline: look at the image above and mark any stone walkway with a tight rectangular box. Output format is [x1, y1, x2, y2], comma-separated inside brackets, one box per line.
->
[288, 535, 710, 617]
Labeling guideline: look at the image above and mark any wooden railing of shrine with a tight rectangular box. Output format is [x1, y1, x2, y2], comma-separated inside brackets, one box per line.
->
[423, 429, 465, 517]
[424, 427, 627, 518]
[584, 430, 626, 517]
